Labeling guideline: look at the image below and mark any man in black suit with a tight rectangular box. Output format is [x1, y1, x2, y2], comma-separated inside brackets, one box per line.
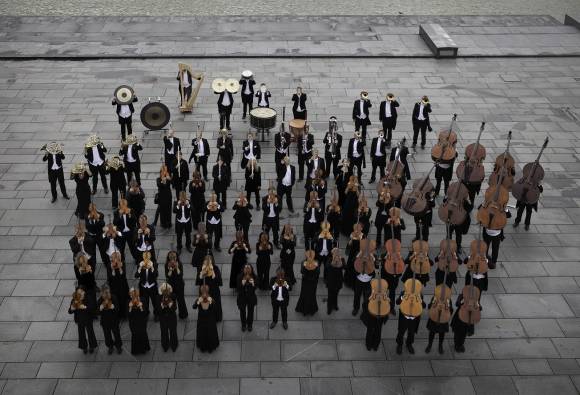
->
[369, 130, 387, 183]
[105, 157, 126, 209]
[274, 128, 291, 176]
[411, 96, 432, 149]
[216, 129, 234, 171]
[174, 191, 192, 253]
[324, 120, 342, 178]
[172, 151, 189, 193]
[352, 91, 372, 141]
[277, 156, 296, 213]
[212, 155, 230, 211]
[189, 134, 210, 181]
[42, 145, 69, 203]
[255, 84, 271, 108]
[297, 128, 314, 181]
[241, 132, 261, 169]
[217, 89, 234, 130]
[239, 73, 255, 119]
[291, 86, 307, 120]
[389, 138, 412, 207]
[347, 131, 365, 179]
[119, 138, 143, 185]
[163, 129, 181, 172]
[262, 187, 281, 247]
[269, 269, 290, 330]
[112, 95, 138, 140]
[85, 140, 108, 195]
[379, 94, 400, 147]
[306, 149, 325, 181]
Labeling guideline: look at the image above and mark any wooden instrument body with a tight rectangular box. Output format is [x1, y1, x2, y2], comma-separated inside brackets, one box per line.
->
[384, 239, 404, 275]
[437, 238, 458, 273]
[401, 178, 433, 216]
[386, 159, 405, 180]
[456, 159, 485, 185]
[458, 285, 481, 325]
[377, 177, 402, 199]
[428, 285, 452, 323]
[511, 162, 544, 204]
[464, 142, 486, 162]
[368, 278, 390, 317]
[399, 278, 423, 317]
[477, 200, 507, 230]
[354, 239, 376, 275]
[409, 239, 431, 275]
[437, 181, 469, 225]
[488, 169, 514, 191]
[431, 130, 458, 164]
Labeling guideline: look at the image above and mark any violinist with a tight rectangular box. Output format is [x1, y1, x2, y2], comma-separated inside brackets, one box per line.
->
[206, 192, 223, 251]
[274, 126, 291, 175]
[292, 86, 307, 119]
[352, 91, 372, 141]
[233, 192, 252, 242]
[154, 164, 173, 229]
[69, 287, 98, 354]
[241, 132, 261, 170]
[69, 223, 96, 270]
[269, 268, 290, 330]
[256, 231, 274, 290]
[188, 170, 206, 229]
[85, 203, 106, 264]
[357, 194, 372, 237]
[165, 250, 188, 319]
[192, 285, 220, 353]
[369, 130, 387, 183]
[326, 247, 344, 315]
[389, 138, 411, 206]
[297, 127, 314, 181]
[135, 251, 160, 321]
[277, 156, 296, 212]
[212, 155, 230, 211]
[196, 255, 223, 322]
[262, 187, 281, 247]
[172, 150, 189, 192]
[97, 285, 122, 354]
[74, 254, 97, 316]
[411, 95, 432, 150]
[352, 239, 376, 317]
[191, 223, 211, 274]
[101, 220, 123, 266]
[158, 283, 179, 352]
[280, 224, 297, 288]
[513, 184, 543, 231]
[106, 251, 129, 319]
[295, 250, 320, 316]
[324, 118, 343, 177]
[113, 198, 136, 262]
[347, 131, 365, 180]
[128, 288, 150, 355]
[237, 264, 257, 332]
[425, 285, 453, 354]
[379, 93, 399, 147]
[217, 128, 234, 170]
[190, 131, 210, 182]
[303, 191, 324, 250]
[344, 223, 364, 289]
[174, 191, 192, 253]
[163, 128, 181, 171]
[433, 152, 458, 197]
[305, 169, 327, 211]
[126, 179, 145, 219]
[244, 158, 261, 210]
[316, 221, 335, 281]
[335, 158, 352, 208]
[228, 230, 250, 289]
[135, 214, 156, 264]
[307, 149, 325, 181]
[341, 175, 360, 236]
[326, 191, 342, 240]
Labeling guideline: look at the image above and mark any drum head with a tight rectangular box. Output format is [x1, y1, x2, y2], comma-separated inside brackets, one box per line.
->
[114, 85, 134, 105]
[212, 78, 226, 93]
[289, 119, 306, 128]
[250, 108, 277, 118]
[242, 70, 253, 78]
[140, 102, 170, 130]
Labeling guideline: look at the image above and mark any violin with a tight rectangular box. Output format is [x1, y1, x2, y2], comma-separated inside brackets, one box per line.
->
[431, 114, 458, 164]
[458, 282, 481, 325]
[328, 190, 341, 214]
[512, 137, 548, 205]
[110, 251, 123, 273]
[330, 247, 344, 268]
[437, 181, 469, 226]
[306, 191, 320, 210]
[384, 210, 404, 275]
[428, 284, 453, 323]
[304, 250, 319, 271]
[399, 273, 423, 317]
[87, 203, 100, 220]
[345, 176, 359, 193]
[401, 165, 435, 216]
[207, 195, 220, 212]
[100, 294, 114, 310]
[118, 199, 131, 215]
[377, 186, 392, 206]
[267, 190, 278, 205]
[71, 289, 86, 310]
[489, 131, 515, 191]
[477, 168, 509, 230]
[409, 223, 430, 275]
[456, 122, 486, 185]
[368, 273, 390, 317]
[437, 223, 458, 273]
[354, 238, 376, 275]
[128, 289, 143, 311]
[237, 191, 248, 207]
[467, 225, 488, 274]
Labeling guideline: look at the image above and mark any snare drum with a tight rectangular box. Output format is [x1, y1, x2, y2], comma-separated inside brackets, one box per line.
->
[289, 119, 306, 141]
[250, 108, 277, 130]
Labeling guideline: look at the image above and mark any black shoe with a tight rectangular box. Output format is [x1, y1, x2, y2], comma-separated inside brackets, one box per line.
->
[288, 208, 295, 214]
[457, 246, 463, 255]
[154, 315, 159, 322]
[425, 344, 432, 354]
[351, 308, 359, 316]
[369, 178, 375, 184]
[420, 145, 425, 150]
[269, 322, 277, 329]
[247, 204, 253, 209]
[242, 324, 246, 332]
[438, 344, 444, 354]
[242, 115, 246, 119]
[104, 188, 109, 194]
[406, 344, 415, 354]
[163, 347, 169, 352]
[83, 348, 88, 354]
[327, 308, 332, 315]
[513, 220, 520, 228]
[108, 347, 114, 355]
[455, 345, 465, 353]
[91, 189, 97, 195]
[396, 344, 402, 355]
[89, 348, 95, 354]
[215, 246, 221, 252]
[283, 322, 288, 330]
[186, 246, 192, 253]
[366, 345, 372, 351]
[525, 224, 530, 231]
[248, 325, 253, 332]
[488, 261, 496, 270]
[51, 197, 57, 203]
[63, 194, 70, 200]
[116, 347, 122, 354]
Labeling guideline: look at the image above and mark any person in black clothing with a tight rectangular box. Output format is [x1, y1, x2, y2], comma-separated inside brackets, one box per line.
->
[481, 206, 511, 269]
[237, 264, 258, 332]
[135, 214, 156, 264]
[270, 269, 290, 330]
[375, 194, 392, 247]
[106, 251, 129, 320]
[163, 129, 181, 172]
[434, 155, 457, 197]
[411, 96, 432, 149]
[126, 180, 145, 219]
[85, 203, 106, 265]
[154, 165, 173, 229]
[233, 192, 252, 242]
[135, 251, 160, 321]
[97, 285, 122, 354]
[315, 221, 334, 281]
[42, 144, 69, 203]
[255, 83, 271, 108]
[212, 155, 230, 211]
[326, 194, 342, 241]
[217, 129, 234, 171]
[188, 171, 206, 230]
[446, 199, 473, 254]
[277, 156, 296, 212]
[244, 159, 261, 210]
[347, 131, 365, 180]
[414, 193, 435, 241]
[379, 93, 399, 147]
[451, 293, 479, 353]
[352, 91, 372, 141]
[256, 231, 274, 290]
[306, 149, 325, 181]
[192, 285, 220, 352]
[324, 119, 343, 178]
[297, 128, 314, 181]
[369, 130, 387, 183]
[262, 188, 281, 247]
[112, 94, 138, 140]
[172, 151, 190, 193]
[388, 139, 411, 206]
[71, 167, 92, 219]
[69, 287, 98, 354]
[114, 199, 137, 263]
[84, 139, 108, 195]
[326, 247, 344, 315]
[105, 157, 126, 209]
[190, 133, 210, 181]
[400, 247, 434, 287]
[74, 254, 97, 316]
[174, 191, 192, 253]
[303, 191, 324, 250]
[513, 185, 543, 231]
[240, 72, 255, 119]
[216, 88, 234, 130]
[229, 230, 250, 289]
[241, 132, 261, 170]
[424, 292, 453, 354]
[292, 86, 307, 119]
[128, 288, 150, 355]
[280, 224, 297, 288]
[205, 193, 223, 251]
[165, 250, 188, 319]
[395, 290, 426, 355]
[361, 308, 388, 352]
[177, 67, 192, 105]
[191, 224, 211, 273]
[295, 251, 320, 316]
[159, 283, 179, 352]
[196, 256, 223, 323]
[275, 128, 292, 175]
[119, 137, 143, 185]
[69, 223, 96, 270]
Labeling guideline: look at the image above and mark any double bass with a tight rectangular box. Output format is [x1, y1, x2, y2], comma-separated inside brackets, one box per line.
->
[477, 167, 509, 230]
[431, 114, 458, 164]
[437, 181, 469, 226]
[354, 238, 376, 276]
[384, 210, 404, 276]
[512, 137, 549, 205]
[456, 122, 486, 185]
[488, 131, 515, 190]
[377, 139, 406, 200]
[401, 165, 435, 216]
[466, 225, 488, 274]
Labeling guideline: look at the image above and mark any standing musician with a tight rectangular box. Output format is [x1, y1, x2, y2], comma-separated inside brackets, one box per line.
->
[177, 67, 192, 105]
[277, 156, 296, 213]
[188, 171, 206, 230]
[347, 131, 365, 180]
[369, 130, 387, 183]
[135, 214, 156, 263]
[244, 158, 261, 210]
[233, 192, 252, 242]
[262, 187, 281, 248]
[69, 223, 96, 270]
[216, 87, 233, 131]
[237, 264, 257, 332]
[335, 159, 352, 207]
[292, 86, 307, 120]
[84, 136, 108, 195]
[174, 191, 193, 254]
[216, 128, 234, 171]
[352, 91, 372, 141]
[85, 203, 106, 265]
[316, 221, 335, 280]
[113, 198, 136, 262]
[357, 195, 372, 237]
[172, 150, 189, 193]
[379, 93, 399, 147]
[297, 127, 314, 181]
[241, 132, 261, 170]
[411, 95, 432, 150]
[324, 117, 343, 177]
[414, 195, 435, 242]
[326, 192, 342, 240]
[97, 285, 123, 355]
[434, 153, 458, 197]
[514, 185, 543, 231]
[389, 138, 412, 205]
[190, 132, 210, 182]
[305, 169, 327, 211]
[307, 149, 325, 181]
[212, 155, 230, 211]
[163, 129, 181, 172]
[352, 243, 375, 317]
[239, 70, 255, 119]
[101, 220, 123, 267]
[395, 287, 426, 355]
[42, 142, 69, 203]
[274, 126, 292, 176]
[112, 93, 138, 140]
[119, 135, 142, 185]
[303, 191, 324, 250]
[158, 283, 179, 352]
[483, 226, 506, 270]
[326, 247, 344, 315]
[375, 192, 396, 246]
[126, 179, 145, 219]
[255, 83, 271, 108]
[135, 251, 160, 322]
[206, 192, 223, 251]
[269, 268, 290, 330]
[105, 156, 126, 209]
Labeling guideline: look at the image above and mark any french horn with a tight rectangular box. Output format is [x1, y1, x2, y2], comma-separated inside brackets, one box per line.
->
[40, 141, 63, 155]
[84, 134, 103, 150]
[105, 156, 124, 171]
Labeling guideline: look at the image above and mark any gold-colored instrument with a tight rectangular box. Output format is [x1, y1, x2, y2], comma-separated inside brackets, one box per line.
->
[212, 78, 226, 93]
[105, 156, 124, 171]
[361, 91, 369, 100]
[225, 78, 240, 94]
[40, 141, 63, 155]
[70, 162, 90, 177]
[178, 63, 204, 112]
[84, 134, 103, 150]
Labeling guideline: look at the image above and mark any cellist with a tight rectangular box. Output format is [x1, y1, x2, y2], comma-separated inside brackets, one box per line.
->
[395, 278, 425, 355]
[513, 184, 543, 231]
[425, 285, 453, 355]
[414, 194, 435, 242]
[352, 239, 376, 317]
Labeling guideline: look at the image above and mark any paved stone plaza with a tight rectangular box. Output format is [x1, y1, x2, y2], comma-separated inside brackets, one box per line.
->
[1, 15, 580, 395]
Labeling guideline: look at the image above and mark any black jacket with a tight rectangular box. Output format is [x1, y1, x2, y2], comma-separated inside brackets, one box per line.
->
[275, 132, 292, 155]
[389, 146, 411, 180]
[112, 97, 137, 116]
[190, 138, 210, 162]
[412, 102, 432, 123]
[352, 99, 372, 124]
[324, 132, 342, 157]
[163, 136, 181, 157]
[237, 272, 257, 307]
[114, 212, 136, 233]
[370, 137, 387, 159]
[277, 165, 296, 187]
[292, 93, 307, 112]
[239, 79, 256, 96]
[270, 278, 290, 306]
[212, 163, 231, 189]
[348, 138, 365, 160]
[85, 145, 107, 165]
[43, 152, 64, 171]
[242, 140, 261, 159]
[245, 166, 261, 190]
[298, 133, 314, 157]
[255, 91, 271, 107]
[307, 157, 326, 178]
[69, 236, 96, 261]
[173, 201, 192, 222]
[217, 136, 234, 163]
[119, 143, 142, 165]
[379, 100, 400, 122]
[217, 91, 234, 108]
[135, 264, 158, 287]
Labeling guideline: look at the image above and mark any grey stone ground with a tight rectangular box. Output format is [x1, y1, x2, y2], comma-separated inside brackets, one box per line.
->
[1, 20, 580, 395]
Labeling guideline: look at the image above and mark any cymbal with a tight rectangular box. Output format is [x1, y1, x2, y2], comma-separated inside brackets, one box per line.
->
[225, 79, 240, 94]
[212, 78, 226, 93]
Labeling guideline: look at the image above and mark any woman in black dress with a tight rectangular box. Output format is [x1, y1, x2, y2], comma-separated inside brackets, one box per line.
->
[107, 251, 129, 319]
[237, 264, 257, 332]
[357, 195, 372, 237]
[326, 247, 344, 315]
[72, 166, 91, 219]
[191, 223, 211, 274]
[280, 224, 297, 288]
[158, 283, 179, 352]
[126, 180, 146, 219]
[74, 254, 97, 316]
[196, 256, 223, 322]
[97, 285, 122, 354]
[341, 175, 359, 236]
[228, 230, 250, 289]
[188, 170, 206, 229]
[335, 159, 352, 208]
[344, 223, 363, 289]
[128, 288, 150, 355]
[244, 158, 261, 209]
[69, 287, 98, 354]
[326, 193, 341, 241]
[425, 287, 453, 355]
[193, 285, 220, 353]
[256, 231, 274, 290]
[361, 308, 388, 352]
[154, 164, 173, 229]
[233, 192, 252, 242]
[295, 250, 320, 316]
[165, 250, 188, 319]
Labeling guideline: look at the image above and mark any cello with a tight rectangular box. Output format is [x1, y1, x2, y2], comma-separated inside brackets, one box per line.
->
[488, 131, 515, 191]
[431, 114, 458, 164]
[354, 238, 376, 276]
[512, 137, 549, 205]
[437, 222, 459, 274]
[437, 181, 469, 226]
[428, 284, 453, 324]
[384, 209, 404, 276]
[477, 166, 509, 230]
[456, 122, 486, 185]
[409, 223, 431, 276]
[466, 225, 488, 274]
[377, 139, 405, 200]
[399, 271, 423, 318]
[401, 165, 436, 216]
[368, 267, 390, 317]
[458, 281, 481, 326]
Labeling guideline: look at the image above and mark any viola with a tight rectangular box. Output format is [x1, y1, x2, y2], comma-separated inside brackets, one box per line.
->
[431, 114, 458, 164]
[401, 165, 435, 216]
[456, 122, 486, 185]
[467, 225, 488, 274]
[428, 284, 453, 323]
[354, 238, 376, 275]
[512, 137, 548, 205]
[489, 131, 515, 191]
[437, 181, 469, 226]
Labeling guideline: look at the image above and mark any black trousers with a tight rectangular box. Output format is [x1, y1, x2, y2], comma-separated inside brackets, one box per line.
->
[396, 314, 420, 346]
[382, 121, 394, 145]
[257, 261, 271, 290]
[89, 164, 108, 192]
[173, 283, 188, 319]
[303, 222, 319, 250]
[371, 156, 386, 180]
[354, 118, 368, 141]
[180, 85, 192, 104]
[435, 166, 453, 195]
[175, 221, 192, 249]
[327, 287, 340, 311]
[453, 322, 468, 349]
[293, 109, 307, 120]
[415, 214, 431, 241]
[77, 320, 98, 350]
[516, 204, 533, 226]
[353, 279, 372, 313]
[48, 168, 67, 199]
[101, 322, 122, 349]
[483, 232, 501, 265]
[298, 153, 311, 180]
[160, 317, 178, 351]
[239, 303, 255, 327]
[235, 221, 250, 243]
[263, 219, 279, 245]
[125, 162, 140, 185]
[412, 120, 428, 147]
[207, 224, 222, 248]
[246, 189, 260, 207]
[272, 301, 288, 323]
[428, 331, 445, 347]
[195, 156, 208, 180]
[277, 185, 294, 211]
[110, 183, 125, 209]
[140, 285, 160, 317]
[241, 94, 253, 117]
[120, 120, 133, 140]
[385, 275, 400, 307]
[349, 157, 363, 179]
[325, 153, 340, 178]
[219, 106, 232, 129]
[215, 188, 227, 210]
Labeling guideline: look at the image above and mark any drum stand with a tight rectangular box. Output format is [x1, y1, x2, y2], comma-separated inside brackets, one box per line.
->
[257, 127, 271, 143]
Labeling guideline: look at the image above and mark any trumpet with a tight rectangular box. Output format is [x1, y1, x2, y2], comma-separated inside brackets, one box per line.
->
[40, 142, 63, 155]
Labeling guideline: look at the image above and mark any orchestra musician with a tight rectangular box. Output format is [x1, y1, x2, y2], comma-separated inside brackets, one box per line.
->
[229, 230, 250, 289]
[163, 129, 181, 171]
[379, 93, 399, 147]
[292, 86, 307, 120]
[352, 91, 372, 141]
[112, 93, 138, 140]
[324, 118, 343, 177]
[237, 264, 257, 332]
[270, 269, 290, 330]
[177, 67, 192, 105]
[188, 170, 206, 230]
[216, 87, 233, 131]
[164, 250, 188, 319]
[212, 155, 230, 211]
[276, 156, 296, 213]
[513, 185, 543, 231]
[348, 131, 365, 180]
[158, 283, 179, 352]
[306, 149, 325, 181]
[233, 192, 252, 242]
[297, 127, 314, 181]
[153, 164, 173, 229]
[135, 251, 160, 322]
[244, 158, 261, 210]
[42, 143, 69, 203]
[97, 285, 123, 355]
[262, 187, 281, 247]
[105, 156, 126, 209]
[411, 95, 432, 150]
[303, 191, 324, 250]
[239, 70, 255, 119]
[241, 132, 261, 170]
[305, 169, 327, 211]
[206, 193, 223, 251]
[369, 130, 387, 184]
[69, 287, 98, 354]
[119, 136, 142, 185]
[172, 150, 189, 193]
[190, 132, 210, 182]
[85, 138, 108, 195]
[255, 83, 271, 108]
[217, 128, 234, 170]
[274, 126, 291, 175]
[174, 191, 192, 253]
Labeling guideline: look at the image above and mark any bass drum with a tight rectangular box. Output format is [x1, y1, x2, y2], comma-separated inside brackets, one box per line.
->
[250, 107, 277, 130]
[140, 102, 171, 130]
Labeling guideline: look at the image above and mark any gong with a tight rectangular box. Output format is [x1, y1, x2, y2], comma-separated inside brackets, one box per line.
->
[140, 102, 171, 130]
